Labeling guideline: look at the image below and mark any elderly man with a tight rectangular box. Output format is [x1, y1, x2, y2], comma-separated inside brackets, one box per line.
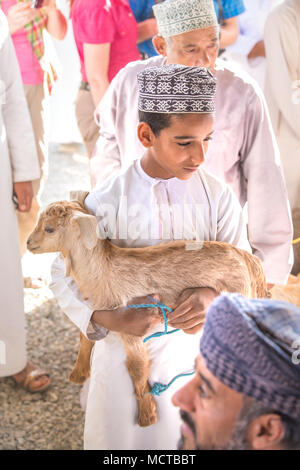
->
[172, 293, 300, 450]
[91, 0, 293, 287]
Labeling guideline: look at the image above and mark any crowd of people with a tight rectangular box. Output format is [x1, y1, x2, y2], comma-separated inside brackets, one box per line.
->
[0, 0, 300, 451]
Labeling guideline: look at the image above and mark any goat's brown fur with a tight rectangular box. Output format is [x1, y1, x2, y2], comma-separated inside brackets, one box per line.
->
[28, 196, 269, 427]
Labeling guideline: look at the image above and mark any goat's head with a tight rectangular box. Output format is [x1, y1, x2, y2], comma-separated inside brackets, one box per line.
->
[27, 200, 99, 254]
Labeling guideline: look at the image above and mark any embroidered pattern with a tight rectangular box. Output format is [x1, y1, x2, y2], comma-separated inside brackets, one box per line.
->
[138, 64, 216, 113]
[153, 0, 218, 38]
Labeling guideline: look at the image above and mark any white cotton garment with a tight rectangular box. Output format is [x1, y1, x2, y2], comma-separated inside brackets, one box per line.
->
[264, 0, 300, 210]
[50, 159, 250, 450]
[90, 55, 293, 284]
[0, 12, 40, 377]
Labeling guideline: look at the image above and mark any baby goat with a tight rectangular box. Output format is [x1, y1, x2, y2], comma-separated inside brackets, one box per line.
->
[27, 193, 268, 427]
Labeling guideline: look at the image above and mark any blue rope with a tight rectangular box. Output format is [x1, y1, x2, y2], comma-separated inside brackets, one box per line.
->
[125, 300, 194, 397]
[125, 301, 180, 343]
[150, 371, 195, 397]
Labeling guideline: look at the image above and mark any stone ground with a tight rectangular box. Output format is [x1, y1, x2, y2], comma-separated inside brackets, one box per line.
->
[0, 143, 90, 450]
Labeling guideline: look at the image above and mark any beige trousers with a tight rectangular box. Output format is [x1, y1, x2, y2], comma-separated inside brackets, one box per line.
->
[17, 83, 46, 256]
[75, 88, 99, 158]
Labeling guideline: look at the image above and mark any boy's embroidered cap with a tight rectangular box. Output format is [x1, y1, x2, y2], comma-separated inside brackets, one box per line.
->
[153, 0, 218, 38]
[137, 64, 216, 113]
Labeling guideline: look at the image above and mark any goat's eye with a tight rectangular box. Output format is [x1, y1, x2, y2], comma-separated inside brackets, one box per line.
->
[45, 226, 55, 234]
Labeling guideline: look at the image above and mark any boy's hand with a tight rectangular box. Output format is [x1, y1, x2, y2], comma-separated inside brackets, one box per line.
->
[13, 181, 34, 212]
[92, 294, 162, 337]
[168, 287, 218, 334]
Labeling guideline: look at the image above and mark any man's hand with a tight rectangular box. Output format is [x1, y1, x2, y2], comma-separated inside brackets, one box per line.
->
[7, 2, 38, 34]
[92, 294, 163, 337]
[248, 40, 266, 59]
[13, 181, 34, 212]
[167, 287, 218, 335]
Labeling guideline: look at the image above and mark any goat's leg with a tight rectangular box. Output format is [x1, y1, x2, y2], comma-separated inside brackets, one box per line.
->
[121, 334, 157, 427]
[69, 332, 94, 384]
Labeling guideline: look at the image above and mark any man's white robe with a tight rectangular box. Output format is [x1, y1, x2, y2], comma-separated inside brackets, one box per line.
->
[0, 13, 40, 377]
[90, 56, 293, 285]
[50, 160, 250, 450]
[264, 0, 300, 210]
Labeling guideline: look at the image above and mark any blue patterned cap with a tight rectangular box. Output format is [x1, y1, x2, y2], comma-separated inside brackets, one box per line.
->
[137, 64, 216, 113]
[153, 0, 218, 38]
[200, 293, 300, 420]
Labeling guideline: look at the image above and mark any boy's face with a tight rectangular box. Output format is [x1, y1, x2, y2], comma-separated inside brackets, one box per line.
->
[140, 113, 214, 180]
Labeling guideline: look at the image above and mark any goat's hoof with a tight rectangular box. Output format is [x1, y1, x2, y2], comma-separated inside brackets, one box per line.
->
[69, 369, 89, 384]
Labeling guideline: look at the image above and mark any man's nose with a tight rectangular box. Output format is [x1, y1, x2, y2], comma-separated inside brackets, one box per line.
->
[172, 378, 196, 413]
[194, 52, 211, 68]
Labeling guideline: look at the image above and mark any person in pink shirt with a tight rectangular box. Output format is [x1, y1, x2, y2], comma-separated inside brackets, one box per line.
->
[1, 0, 67, 257]
[1, 0, 67, 393]
[70, 0, 140, 158]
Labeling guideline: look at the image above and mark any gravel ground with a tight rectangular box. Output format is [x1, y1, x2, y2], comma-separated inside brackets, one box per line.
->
[0, 143, 90, 450]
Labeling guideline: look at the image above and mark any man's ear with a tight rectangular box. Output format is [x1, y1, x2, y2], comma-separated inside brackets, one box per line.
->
[152, 35, 168, 56]
[137, 122, 156, 148]
[71, 211, 98, 250]
[248, 414, 285, 450]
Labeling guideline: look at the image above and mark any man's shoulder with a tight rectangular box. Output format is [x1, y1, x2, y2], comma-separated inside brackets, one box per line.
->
[215, 58, 264, 100]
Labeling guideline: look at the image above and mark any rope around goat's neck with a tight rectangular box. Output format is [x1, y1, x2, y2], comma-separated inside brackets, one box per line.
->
[124, 301, 194, 396]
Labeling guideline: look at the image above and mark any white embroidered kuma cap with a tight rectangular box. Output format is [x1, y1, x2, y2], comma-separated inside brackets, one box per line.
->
[137, 64, 216, 114]
[153, 0, 218, 38]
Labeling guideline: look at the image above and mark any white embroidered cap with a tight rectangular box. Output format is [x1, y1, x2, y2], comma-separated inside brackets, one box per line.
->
[153, 0, 218, 38]
[137, 64, 216, 114]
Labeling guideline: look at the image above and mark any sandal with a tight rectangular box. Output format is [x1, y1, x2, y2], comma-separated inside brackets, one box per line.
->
[12, 362, 51, 393]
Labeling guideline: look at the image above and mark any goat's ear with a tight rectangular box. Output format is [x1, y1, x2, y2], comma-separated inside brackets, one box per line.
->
[70, 191, 89, 207]
[71, 212, 98, 250]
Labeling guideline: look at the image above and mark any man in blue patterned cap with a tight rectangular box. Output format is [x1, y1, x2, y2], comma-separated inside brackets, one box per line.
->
[172, 293, 300, 450]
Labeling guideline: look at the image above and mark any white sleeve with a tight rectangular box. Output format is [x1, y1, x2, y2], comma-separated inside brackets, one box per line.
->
[0, 13, 40, 183]
[217, 185, 251, 253]
[50, 254, 108, 341]
[241, 85, 293, 285]
[264, 5, 300, 139]
[89, 79, 122, 187]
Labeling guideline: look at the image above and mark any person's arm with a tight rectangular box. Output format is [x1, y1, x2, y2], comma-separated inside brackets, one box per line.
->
[247, 40, 265, 59]
[241, 84, 293, 285]
[264, 5, 300, 139]
[137, 18, 157, 43]
[83, 42, 110, 107]
[219, 17, 239, 48]
[43, 0, 67, 40]
[1, 13, 40, 184]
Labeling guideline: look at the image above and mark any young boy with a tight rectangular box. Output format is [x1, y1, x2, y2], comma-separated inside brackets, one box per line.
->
[51, 65, 250, 450]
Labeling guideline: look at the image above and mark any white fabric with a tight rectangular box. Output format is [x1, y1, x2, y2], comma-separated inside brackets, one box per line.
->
[264, 0, 300, 210]
[50, 159, 249, 450]
[90, 55, 293, 284]
[225, 0, 283, 88]
[0, 12, 40, 377]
